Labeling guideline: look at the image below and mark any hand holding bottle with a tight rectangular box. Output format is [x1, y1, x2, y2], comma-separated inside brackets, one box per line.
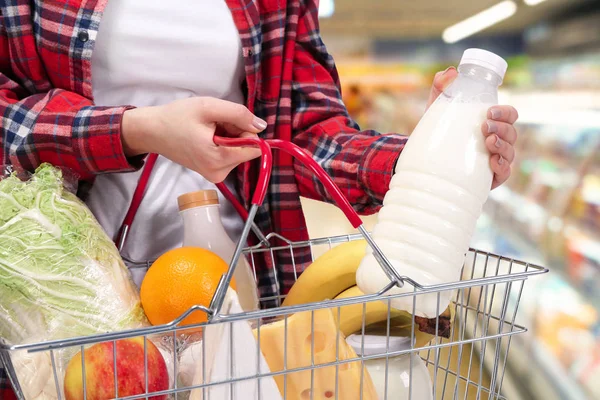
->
[357, 49, 515, 317]
[426, 66, 519, 189]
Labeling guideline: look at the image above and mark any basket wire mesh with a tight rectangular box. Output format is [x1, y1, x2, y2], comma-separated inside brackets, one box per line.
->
[1, 137, 548, 400]
[1, 233, 547, 400]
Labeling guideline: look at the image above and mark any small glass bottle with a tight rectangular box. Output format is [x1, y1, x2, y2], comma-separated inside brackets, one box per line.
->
[178, 190, 259, 312]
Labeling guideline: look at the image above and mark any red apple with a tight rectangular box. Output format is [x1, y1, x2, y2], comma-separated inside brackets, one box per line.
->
[64, 337, 169, 400]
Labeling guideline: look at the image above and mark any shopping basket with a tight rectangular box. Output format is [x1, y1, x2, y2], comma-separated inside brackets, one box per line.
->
[0, 136, 548, 400]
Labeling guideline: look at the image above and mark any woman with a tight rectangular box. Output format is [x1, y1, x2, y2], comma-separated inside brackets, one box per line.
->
[0, 0, 519, 395]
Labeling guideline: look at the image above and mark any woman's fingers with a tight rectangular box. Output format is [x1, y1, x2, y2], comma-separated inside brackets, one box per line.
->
[220, 133, 263, 167]
[490, 154, 511, 189]
[426, 67, 458, 109]
[485, 134, 515, 164]
[202, 145, 262, 183]
[488, 105, 519, 124]
[482, 106, 519, 189]
[199, 97, 267, 133]
[482, 120, 517, 145]
[231, 147, 263, 165]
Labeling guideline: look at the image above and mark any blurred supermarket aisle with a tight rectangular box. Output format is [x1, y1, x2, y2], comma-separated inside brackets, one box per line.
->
[303, 0, 600, 398]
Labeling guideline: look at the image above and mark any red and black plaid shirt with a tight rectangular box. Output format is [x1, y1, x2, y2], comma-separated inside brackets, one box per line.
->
[0, 0, 407, 394]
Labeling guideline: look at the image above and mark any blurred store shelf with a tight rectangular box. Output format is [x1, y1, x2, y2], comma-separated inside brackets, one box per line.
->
[472, 213, 593, 400]
[312, 30, 600, 397]
[450, 82, 600, 398]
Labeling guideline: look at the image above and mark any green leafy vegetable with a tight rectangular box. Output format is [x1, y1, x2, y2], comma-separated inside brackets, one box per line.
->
[0, 164, 148, 345]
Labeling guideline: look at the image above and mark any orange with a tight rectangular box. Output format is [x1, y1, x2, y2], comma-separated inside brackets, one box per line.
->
[140, 247, 236, 329]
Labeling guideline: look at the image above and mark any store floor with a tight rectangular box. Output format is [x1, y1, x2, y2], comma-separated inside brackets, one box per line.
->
[301, 198, 494, 400]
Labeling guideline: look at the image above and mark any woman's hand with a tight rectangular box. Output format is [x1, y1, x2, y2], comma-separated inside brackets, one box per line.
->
[482, 105, 519, 189]
[121, 97, 267, 183]
[427, 67, 519, 189]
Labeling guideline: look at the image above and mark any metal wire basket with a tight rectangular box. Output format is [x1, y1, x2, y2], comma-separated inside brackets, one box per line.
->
[1, 137, 548, 400]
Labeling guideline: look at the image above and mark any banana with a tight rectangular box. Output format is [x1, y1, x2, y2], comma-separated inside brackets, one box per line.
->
[281, 238, 456, 350]
[282, 239, 367, 307]
[332, 285, 408, 336]
[334, 286, 456, 348]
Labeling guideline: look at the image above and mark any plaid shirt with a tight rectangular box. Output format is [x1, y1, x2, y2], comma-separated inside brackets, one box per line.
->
[0, 0, 407, 394]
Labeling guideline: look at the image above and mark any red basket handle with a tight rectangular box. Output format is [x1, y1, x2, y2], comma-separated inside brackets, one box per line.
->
[213, 136, 272, 206]
[213, 136, 362, 229]
[209, 136, 403, 318]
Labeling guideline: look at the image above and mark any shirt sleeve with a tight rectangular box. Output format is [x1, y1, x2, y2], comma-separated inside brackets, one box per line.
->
[0, 19, 140, 181]
[291, 0, 408, 215]
[0, 367, 16, 400]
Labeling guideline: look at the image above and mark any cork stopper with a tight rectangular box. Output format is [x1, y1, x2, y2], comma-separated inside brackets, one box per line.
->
[177, 190, 219, 211]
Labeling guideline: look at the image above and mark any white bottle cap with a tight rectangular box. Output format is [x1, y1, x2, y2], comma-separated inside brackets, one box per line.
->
[346, 334, 413, 357]
[459, 48, 508, 79]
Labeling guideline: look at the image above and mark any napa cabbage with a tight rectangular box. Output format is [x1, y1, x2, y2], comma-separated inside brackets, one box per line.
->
[0, 164, 148, 346]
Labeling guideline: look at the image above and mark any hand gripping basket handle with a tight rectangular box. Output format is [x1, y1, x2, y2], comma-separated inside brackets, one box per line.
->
[208, 136, 403, 318]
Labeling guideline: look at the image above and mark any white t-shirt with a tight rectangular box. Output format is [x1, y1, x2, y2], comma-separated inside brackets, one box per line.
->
[86, 0, 246, 269]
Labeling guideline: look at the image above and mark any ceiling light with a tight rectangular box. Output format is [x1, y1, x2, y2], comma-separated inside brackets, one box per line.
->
[524, 0, 548, 5]
[319, 0, 335, 19]
[442, 1, 518, 43]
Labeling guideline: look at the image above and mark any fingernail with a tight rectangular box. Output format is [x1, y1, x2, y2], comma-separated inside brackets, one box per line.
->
[495, 135, 502, 148]
[253, 117, 267, 130]
[487, 121, 498, 134]
[490, 108, 502, 120]
[498, 156, 505, 165]
[443, 66, 456, 75]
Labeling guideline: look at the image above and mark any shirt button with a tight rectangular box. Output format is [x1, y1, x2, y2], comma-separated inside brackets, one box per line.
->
[77, 30, 89, 43]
